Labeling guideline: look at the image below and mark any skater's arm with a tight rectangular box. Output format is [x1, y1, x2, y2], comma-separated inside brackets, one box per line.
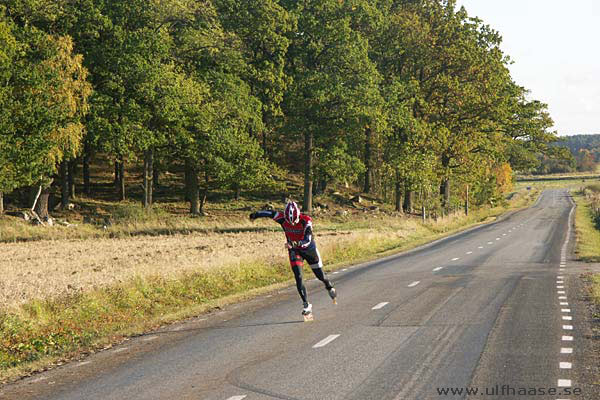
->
[297, 219, 314, 249]
[249, 210, 279, 221]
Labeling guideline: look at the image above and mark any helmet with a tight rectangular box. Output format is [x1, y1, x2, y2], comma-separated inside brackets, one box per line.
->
[284, 201, 301, 224]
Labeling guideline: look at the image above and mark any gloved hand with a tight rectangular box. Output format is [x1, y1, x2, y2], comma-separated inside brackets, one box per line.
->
[249, 212, 257, 220]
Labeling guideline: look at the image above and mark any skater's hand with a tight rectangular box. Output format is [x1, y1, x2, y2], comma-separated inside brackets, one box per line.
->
[249, 212, 257, 220]
[286, 242, 293, 249]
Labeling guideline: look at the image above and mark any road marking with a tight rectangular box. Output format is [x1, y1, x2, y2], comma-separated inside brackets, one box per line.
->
[559, 296, 567, 300]
[557, 280, 564, 284]
[562, 336, 573, 341]
[77, 361, 91, 366]
[561, 309, 571, 313]
[466, 251, 473, 255]
[563, 325, 573, 330]
[143, 336, 158, 342]
[558, 290, 566, 294]
[333, 271, 340, 274]
[408, 281, 421, 287]
[342, 269, 348, 271]
[30, 377, 47, 383]
[313, 334, 340, 348]
[226, 396, 247, 400]
[560, 362, 572, 369]
[557, 276, 564, 279]
[557, 286, 564, 289]
[560, 302, 569, 306]
[372, 302, 389, 310]
[496, 238, 500, 240]
[487, 242, 493, 245]
[562, 316, 573, 321]
[433, 267, 444, 272]
[502, 233, 507, 236]
[478, 246, 484, 249]
[557, 379, 572, 387]
[113, 347, 128, 353]
[561, 347, 573, 354]
[451, 257, 459, 261]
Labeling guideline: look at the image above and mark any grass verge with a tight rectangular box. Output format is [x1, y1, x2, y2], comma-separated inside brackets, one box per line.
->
[0, 189, 539, 382]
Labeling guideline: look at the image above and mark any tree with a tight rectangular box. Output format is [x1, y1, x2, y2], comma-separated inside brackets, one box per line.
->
[282, 0, 382, 212]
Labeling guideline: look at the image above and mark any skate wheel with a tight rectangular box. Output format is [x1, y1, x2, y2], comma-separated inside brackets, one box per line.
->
[303, 314, 314, 322]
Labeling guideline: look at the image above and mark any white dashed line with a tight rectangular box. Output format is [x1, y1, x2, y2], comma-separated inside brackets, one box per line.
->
[408, 281, 421, 288]
[563, 325, 573, 330]
[313, 334, 340, 348]
[557, 379, 572, 387]
[560, 362, 572, 369]
[502, 233, 507, 236]
[478, 246, 484, 249]
[487, 242, 493, 245]
[559, 296, 567, 300]
[433, 267, 444, 272]
[560, 302, 569, 306]
[562, 336, 573, 341]
[560, 347, 573, 354]
[558, 291, 566, 294]
[557, 281, 564, 284]
[557, 286, 564, 289]
[372, 302, 389, 310]
[466, 251, 473, 255]
[562, 316, 573, 321]
[561, 309, 571, 313]
[451, 258, 459, 261]
[226, 396, 247, 400]
[496, 238, 500, 241]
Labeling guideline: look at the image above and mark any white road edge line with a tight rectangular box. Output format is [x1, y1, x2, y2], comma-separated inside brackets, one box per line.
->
[466, 251, 473, 255]
[451, 258, 459, 261]
[433, 267, 443, 272]
[372, 302, 389, 310]
[313, 334, 341, 348]
[226, 396, 247, 400]
[408, 281, 421, 288]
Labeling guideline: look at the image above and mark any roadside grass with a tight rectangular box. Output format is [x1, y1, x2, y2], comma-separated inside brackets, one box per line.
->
[0, 186, 540, 382]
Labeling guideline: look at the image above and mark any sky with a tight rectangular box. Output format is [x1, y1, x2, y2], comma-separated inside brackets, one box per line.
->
[457, 0, 600, 136]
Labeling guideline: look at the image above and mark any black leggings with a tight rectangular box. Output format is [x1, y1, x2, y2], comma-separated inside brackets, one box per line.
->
[292, 265, 333, 304]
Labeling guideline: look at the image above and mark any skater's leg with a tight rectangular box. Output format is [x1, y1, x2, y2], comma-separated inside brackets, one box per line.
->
[292, 265, 308, 303]
[306, 246, 333, 290]
[311, 267, 333, 290]
[289, 250, 308, 304]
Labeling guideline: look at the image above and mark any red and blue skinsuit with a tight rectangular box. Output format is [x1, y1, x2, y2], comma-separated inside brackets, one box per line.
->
[251, 210, 333, 305]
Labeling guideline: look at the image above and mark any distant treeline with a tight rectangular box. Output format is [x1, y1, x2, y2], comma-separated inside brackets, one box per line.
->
[535, 134, 600, 175]
[0, 0, 565, 219]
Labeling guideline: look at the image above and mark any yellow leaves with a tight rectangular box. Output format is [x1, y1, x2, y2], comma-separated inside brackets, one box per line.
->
[494, 162, 513, 194]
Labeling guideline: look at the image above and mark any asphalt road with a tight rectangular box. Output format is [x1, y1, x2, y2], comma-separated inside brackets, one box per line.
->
[2, 189, 592, 400]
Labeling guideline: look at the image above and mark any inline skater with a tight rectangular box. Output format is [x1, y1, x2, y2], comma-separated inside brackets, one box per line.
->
[250, 201, 336, 320]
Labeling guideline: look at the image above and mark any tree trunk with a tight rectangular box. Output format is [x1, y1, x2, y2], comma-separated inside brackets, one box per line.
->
[404, 184, 413, 213]
[142, 149, 153, 208]
[363, 126, 372, 194]
[465, 185, 469, 216]
[189, 165, 199, 215]
[114, 161, 120, 186]
[440, 178, 450, 210]
[303, 131, 313, 213]
[153, 161, 160, 189]
[184, 158, 193, 202]
[0, 191, 4, 215]
[395, 171, 403, 213]
[234, 184, 241, 200]
[118, 158, 125, 201]
[60, 161, 69, 209]
[83, 140, 91, 195]
[33, 185, 50, 220]
[68, 160, 76, 199]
